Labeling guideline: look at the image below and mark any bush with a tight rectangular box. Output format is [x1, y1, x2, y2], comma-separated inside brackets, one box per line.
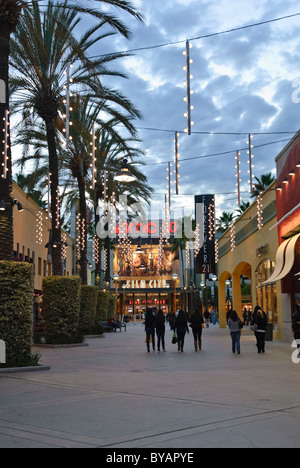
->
[96, 290, 110, 322]
[0, 261, 34, 368]
[42, 276, 82, 344]
[79, 285, 98, 334]
[107, 293, 116, 319]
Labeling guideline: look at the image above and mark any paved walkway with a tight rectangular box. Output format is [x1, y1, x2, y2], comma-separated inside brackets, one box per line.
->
[0, 324, 299, 448]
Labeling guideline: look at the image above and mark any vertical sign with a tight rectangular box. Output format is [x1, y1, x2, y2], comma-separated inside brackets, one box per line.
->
[195, 194, 216, 275]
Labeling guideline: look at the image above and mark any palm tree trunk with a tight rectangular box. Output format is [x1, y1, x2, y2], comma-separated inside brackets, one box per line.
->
[44, 117, 63, 276]
[77, 174, 88, 285]
[0, 21, 13, 261]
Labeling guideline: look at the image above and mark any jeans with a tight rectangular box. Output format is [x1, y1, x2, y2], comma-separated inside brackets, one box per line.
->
[177, 327, 187, 351]
[231, 331, 241, 353]
[156, 326, 165, 351]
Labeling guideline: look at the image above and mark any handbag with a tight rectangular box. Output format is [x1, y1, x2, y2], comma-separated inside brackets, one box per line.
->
[172, 332, 178, 344]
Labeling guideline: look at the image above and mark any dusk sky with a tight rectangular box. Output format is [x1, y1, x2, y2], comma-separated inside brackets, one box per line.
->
[14, 0, 300, 218]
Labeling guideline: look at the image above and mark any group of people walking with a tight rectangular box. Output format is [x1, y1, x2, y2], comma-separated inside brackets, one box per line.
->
[144, 304, 271, 355]
[144, 307, 204, 353]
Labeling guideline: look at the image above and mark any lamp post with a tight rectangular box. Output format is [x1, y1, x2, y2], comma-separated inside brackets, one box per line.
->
[172, 273, 178, 313]
[212, 274, 217, 307]
[122, 283, 126, 321]
[200, 281, 205, 314]
[114, 273, 119, 319]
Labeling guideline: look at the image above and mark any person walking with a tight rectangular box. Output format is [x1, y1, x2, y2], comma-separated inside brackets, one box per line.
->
[156, 309, 166, 352]
[175, 309, 189, 352]
[190, 307, 204, 351]
[251, 305, 268, 353]
[204, 308, 210, 328]
[228, 310, 242, 354]
[145, 308, 156, 353]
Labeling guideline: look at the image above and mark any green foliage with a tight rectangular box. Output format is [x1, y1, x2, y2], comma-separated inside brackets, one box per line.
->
[42, 276, 82, 344]
[96, 290, 110, 322]
[107, 293, 116, 319]
[0, 261, 34, 368]
[79, 285, 98, 334]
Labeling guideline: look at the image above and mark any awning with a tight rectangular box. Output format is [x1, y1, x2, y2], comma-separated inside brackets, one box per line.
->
[263, 233, 300, 284]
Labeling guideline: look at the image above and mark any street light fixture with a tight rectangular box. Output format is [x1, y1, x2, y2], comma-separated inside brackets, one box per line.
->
[172, 273, 178, 313]
[114, 159, 136, 183]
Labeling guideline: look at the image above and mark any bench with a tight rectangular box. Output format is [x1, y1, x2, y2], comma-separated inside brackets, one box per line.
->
[99, 321, 127, 333]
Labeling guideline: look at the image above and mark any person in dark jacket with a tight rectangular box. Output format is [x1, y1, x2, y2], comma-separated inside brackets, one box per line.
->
[175, 310, 189, 352]
[145, 308, 156, 352]
[156, 309, 166, 352]
[190, 308, 204, 351]
[251, 305, 268, 353]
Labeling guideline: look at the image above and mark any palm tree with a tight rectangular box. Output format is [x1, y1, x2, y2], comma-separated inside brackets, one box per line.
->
[0, 0, 143, 266]
[216, 211, 235, 234]
[8, 0, 143, 274]
[251, 173, 275, 198]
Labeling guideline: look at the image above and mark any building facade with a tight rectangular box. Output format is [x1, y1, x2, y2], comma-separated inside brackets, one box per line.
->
[217, 182, 284, 340]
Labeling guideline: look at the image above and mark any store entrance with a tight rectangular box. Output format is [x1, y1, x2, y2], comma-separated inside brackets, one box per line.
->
[122, 292, 170, 321]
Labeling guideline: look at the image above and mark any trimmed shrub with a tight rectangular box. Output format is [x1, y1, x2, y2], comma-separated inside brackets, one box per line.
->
[107, 293, 116, 319]
[0, 261, 34, 368]
[96, 290, 110, 322]
[42, 276, 82, 344]
[79, 285, 98, 334]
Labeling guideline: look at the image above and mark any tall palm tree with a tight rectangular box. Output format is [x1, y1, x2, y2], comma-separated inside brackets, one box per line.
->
[236, 200, 250, 216]
[0, 0, 143, 266]
[251, 173, 275, 199]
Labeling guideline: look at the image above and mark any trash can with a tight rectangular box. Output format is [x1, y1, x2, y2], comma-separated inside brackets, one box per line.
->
[265, 322, 274, 342]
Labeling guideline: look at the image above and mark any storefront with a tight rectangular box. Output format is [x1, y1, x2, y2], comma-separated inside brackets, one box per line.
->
[217, 182, 283, 339]
[112, 221, 182, 320]
[265, 133, 300, 341]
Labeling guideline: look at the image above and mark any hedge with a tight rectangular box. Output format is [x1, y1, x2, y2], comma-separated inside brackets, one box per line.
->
[0, 261, 34, 367]
[96, 290, 110, 322]
[79, 285, 98, 333]
[42, 276, 82, 344]
[107, 293, 116, 319]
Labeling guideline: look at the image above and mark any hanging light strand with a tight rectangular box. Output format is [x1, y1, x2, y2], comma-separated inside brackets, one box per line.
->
[63, 63, 73, 149]
[36, 211, 43, 245]
[230, 222, 236, 251]
[247, 134, 255, 194]
[257, 193, 263, 230]
[174, 132, 180, 194]
[183, 40, 194, 135]
[235, 150, 241, 206]
[194, 224, 201, 258]
[90, 124, 97, 190]
[2, 109, 9, 179]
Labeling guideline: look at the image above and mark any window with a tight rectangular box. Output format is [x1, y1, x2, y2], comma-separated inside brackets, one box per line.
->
[38, 257, 42, 276]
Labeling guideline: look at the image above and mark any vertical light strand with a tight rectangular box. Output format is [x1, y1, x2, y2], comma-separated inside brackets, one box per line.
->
[230, 222, 236, 251]
[56, 185, 60, 229]
[62, 232, 67, 260]
[208, 201, 215, 241]
[247, 134, 254, 194]
[76, 213, 81, 260]
[215, 239, 219, 264]
[63, 63, 73, 149]
[257, 193, 263, 230]
[183, 40, 194, 135]
[90, 124, 97, 190]
[194, 224, 201, 258]
[1, 109, 9, 179]
[167, 162, 172, 211]
[185, 241, 190, 269]
[46, 172, 52, 220]
[93, 235, 100, 264]
[174, 132, 180, 195]
[36, 211, 43, 245]
[235, 150, 241, 206]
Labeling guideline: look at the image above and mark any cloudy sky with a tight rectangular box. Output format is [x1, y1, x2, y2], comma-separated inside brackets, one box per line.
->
[93, 0, 300, 218]
[16, 0, 300, 219]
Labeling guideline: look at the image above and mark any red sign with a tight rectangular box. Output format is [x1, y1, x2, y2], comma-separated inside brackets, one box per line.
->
[116, 221, 177, 236]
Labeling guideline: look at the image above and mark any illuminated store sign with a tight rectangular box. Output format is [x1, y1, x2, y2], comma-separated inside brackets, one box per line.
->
[125, 279, 168, 289]
[116, 221, 177, 237]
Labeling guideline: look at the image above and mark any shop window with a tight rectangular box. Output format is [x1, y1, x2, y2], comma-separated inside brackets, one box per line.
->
[256, 259, 278, 327]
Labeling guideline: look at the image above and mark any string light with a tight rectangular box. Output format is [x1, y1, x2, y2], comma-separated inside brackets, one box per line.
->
[186, 241, 191, 269]
[76, 213, 81, 259]
[63, 63, 73, 149]
[55, 185, 60, 229]
[235, 150, 241, 206]
[183, 40, 194, 135]
[62, 232, 67, 260]
[208, 200, 215, 241]
[93, 235, 100, 264]
[257, 193, 263, 230]
[90, 124, 97, 190]
[46, 172, 52, 220]
[36, 211, 43, 245]
[174, 132, 180, 195]
[230, 222, 236, 251]
[194, 224, 201, 257]
[215, 239, 219, 264]
[1, 110, 9, 179]
[247, 134, 255, 194]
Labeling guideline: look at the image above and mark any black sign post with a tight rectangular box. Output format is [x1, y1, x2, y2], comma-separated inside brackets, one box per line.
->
[195, 194, 216, 276]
